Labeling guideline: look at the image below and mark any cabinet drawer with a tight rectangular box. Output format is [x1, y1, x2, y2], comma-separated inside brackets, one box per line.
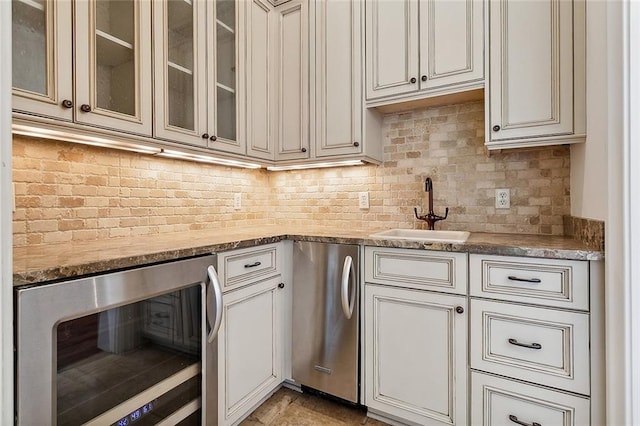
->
[470, 254, 589, 311]
[218, 243, 282, 291]
[470, 299, 590, 395]
[365, 247, 467, 294]
[471, 372, 590, 426]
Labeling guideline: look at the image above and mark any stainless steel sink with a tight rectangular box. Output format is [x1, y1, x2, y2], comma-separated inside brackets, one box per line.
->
[369, 229, 470, 243]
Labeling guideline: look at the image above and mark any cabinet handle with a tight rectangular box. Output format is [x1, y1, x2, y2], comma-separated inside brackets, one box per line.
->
[421, 75, 427, 82]
[80, 104, 92, 113]
[509, 414, 541, 426]
[278, 283, 285, 289]
[508, 338, 542, 350]
[61, 99, 73, 109]
[202, 133, 209, 139]
[301, 147, 307, 153]
[492, 125, 501, 132]
[507, 276, 542, 283]
[410, 77, 417, 84]
[353, 142, 360, 147]
[244, 261, 262, 268]
[455, 306, 464, 314]
[210, 135, 217, 141]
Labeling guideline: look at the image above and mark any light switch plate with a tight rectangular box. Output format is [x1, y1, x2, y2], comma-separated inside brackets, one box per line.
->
[358, 192, 370, 209]
[233, 193, 242, 210]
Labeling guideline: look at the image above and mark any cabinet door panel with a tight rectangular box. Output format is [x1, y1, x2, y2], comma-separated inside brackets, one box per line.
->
[74, 0, 152, 135]
[488, 0, 574, 141]
[153, 0, 207, 146]
[274, 0, 309, 160]
[246, 0, 274, 160]
[314, 0, 362, 157]
[219, 277, 282, 425]
[365, 284, 467, 425]
[365, 0, 419, 100]
[12, 0, 73, 121]
[420, 0, 483, 89]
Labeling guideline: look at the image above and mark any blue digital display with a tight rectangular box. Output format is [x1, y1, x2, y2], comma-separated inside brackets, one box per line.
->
[114, 401, 154, 426]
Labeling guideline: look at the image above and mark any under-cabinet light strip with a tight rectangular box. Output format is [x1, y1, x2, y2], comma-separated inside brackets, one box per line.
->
[156, 149, 262, 169]
[266, 160, 365, 171]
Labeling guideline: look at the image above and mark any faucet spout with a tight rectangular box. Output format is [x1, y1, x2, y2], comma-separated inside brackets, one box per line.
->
[414, 177, 449, 230]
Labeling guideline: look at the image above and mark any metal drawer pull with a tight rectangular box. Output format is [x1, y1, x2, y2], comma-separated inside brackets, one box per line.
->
[244, 261, 262, 268]
[508, 275, 542, 283]
[508, 338, 542, 350]
[509, 414, 541, 426]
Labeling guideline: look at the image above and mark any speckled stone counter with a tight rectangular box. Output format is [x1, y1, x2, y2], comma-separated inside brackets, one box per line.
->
[13, 225, 604, 286]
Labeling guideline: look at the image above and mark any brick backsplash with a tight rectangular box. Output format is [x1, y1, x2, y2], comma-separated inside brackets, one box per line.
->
[270, 101, 570, 234]
[13, 101, 571, 246]
[12, 135, 271, 247]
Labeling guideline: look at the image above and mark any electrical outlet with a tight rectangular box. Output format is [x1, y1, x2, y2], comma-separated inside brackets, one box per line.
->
[358, 192, 370, 209]
[233, 193, 242, 210]
[495, 189, 510, 209]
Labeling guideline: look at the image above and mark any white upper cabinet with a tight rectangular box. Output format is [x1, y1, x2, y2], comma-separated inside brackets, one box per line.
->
[246, 0, 275, 160]
[208, 0, 246, 155]
[312, 0, 363, 158]
[12, 0, 73, 121]
[153, 0, 208, 146]
[273, 0, 310, 161]
[365, 0, 484, 104]
[74, 0, 153, 136]
[485, 0, 586, 149]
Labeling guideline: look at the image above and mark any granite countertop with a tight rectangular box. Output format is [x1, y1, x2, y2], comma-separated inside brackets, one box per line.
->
[13, 225, 604, 287]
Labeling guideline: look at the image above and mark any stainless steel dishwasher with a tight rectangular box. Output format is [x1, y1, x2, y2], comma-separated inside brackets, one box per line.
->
[292, 241, 360, 403]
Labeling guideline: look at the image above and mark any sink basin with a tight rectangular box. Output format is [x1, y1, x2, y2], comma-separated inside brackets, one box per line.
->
[369, 229, 470, 243]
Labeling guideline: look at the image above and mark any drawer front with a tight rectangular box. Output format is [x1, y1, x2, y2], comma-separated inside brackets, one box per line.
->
[470, 254, 589, 311]
[471, 299, 590, 395]
[365, 246, 467, 294]
[471, 372, 590, 426]
[218, 243, 281, 291]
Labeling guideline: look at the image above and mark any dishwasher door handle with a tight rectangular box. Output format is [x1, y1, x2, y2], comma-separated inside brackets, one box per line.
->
[206, 265, 223, 343]
[341, 256, 356, 319]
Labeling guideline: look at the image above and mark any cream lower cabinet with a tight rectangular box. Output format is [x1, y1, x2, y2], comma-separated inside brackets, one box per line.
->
[364, 247, 468, 426]
[217, 243, 287, 425]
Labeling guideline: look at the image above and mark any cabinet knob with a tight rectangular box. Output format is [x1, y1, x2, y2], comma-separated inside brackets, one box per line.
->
[210, 135, 217, 141]
[61, 99, 73, 109]
[202, 133, 210, 139]
[492, 125, 501, 132]
[455, 306, 464, 314]
[353, 141, 360, 147]
[80, 104, 92, 113]
[421, 75, 427, 82]
[301, 147, 307, 153]
[410, 77, 417, 84]
[278, 283, 285, 289]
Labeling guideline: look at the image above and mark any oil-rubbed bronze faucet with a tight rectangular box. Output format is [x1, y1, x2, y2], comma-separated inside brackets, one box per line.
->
[414, 177, 449, 230]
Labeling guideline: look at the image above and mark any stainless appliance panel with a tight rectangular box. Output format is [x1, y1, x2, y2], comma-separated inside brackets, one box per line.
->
[15, 255, 219, 425]
[292, 241, 360, 403]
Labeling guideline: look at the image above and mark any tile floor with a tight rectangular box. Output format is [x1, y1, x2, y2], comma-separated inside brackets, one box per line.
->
[240, 387, 389, 426]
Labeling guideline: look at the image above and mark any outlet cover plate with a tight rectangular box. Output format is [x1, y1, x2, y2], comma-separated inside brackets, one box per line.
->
[495, 189, 510, 209]
[233, 193, 242, 210]
[358, 192, 370, 209]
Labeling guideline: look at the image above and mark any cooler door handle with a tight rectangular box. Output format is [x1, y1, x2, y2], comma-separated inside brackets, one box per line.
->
[206, 265, 223, 343]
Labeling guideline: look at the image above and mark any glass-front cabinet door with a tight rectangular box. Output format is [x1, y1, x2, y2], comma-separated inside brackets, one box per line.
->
[208, 0, 246, 155]
[12, 0, 73, 121]
[153, 0, 208, 146]
[74, 0, 153, 136]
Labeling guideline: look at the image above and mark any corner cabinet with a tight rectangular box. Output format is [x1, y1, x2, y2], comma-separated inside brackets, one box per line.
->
[485, 0, 586, 150]
[363, 247, 468, 426]
[365, 0, 484, 105]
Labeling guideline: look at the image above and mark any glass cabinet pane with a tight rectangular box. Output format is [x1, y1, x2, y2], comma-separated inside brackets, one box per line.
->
[12, 0, 48, 95]
[215, 0, 236, 141]
[95, 0, 136, 116]
[167, 0, 195, 131]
